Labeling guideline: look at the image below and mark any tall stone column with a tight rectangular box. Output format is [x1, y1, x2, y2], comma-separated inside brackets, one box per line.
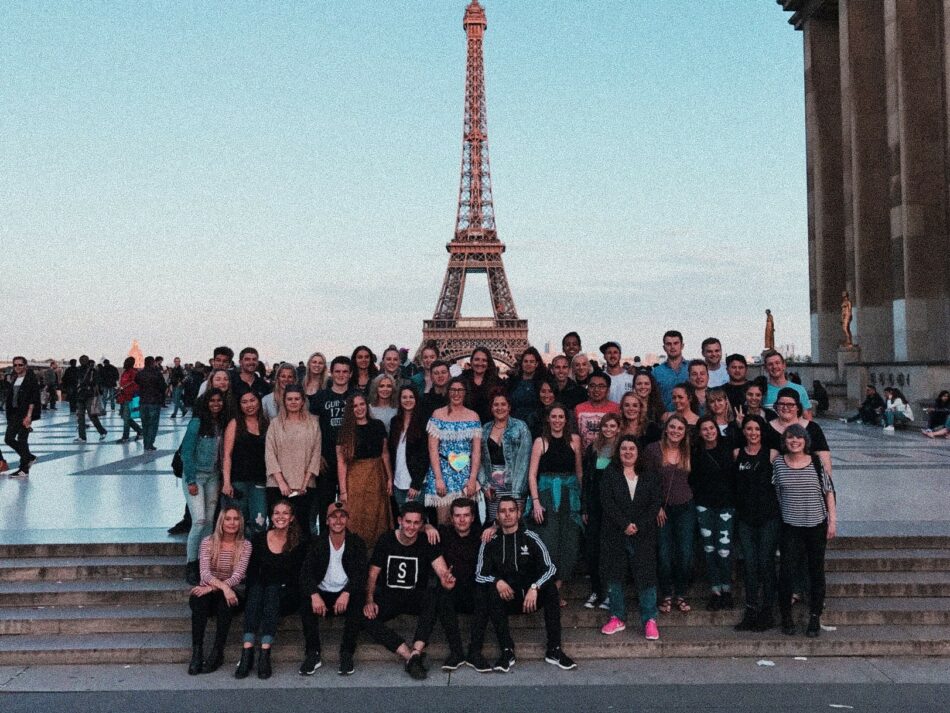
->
[886, 0, 950, 361]
[839, 0, 892, 361]
[803, 14, 846, 363]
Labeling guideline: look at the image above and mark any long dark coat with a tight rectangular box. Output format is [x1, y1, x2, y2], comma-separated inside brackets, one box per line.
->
[599, 463, 661, 588]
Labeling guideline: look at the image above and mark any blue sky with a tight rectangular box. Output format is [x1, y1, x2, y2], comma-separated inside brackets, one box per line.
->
[3, 1, 808, 363]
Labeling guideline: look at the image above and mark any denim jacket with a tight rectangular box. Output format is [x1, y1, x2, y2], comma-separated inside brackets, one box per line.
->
[479, 417, 532, 497]
[180, 417, 221, 485]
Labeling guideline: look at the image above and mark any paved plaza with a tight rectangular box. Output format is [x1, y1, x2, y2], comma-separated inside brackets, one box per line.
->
[0, 407, 948, 545]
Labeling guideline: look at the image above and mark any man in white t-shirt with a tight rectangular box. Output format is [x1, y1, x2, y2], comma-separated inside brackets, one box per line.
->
[701, 337, 729, 387]
[299, 502, 368, 676]
[600, 341, 633, 404]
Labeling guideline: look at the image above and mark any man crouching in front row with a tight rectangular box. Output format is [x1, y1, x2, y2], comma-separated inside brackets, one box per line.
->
[472, 496, 577, 672]
[362, 501, 455, 680]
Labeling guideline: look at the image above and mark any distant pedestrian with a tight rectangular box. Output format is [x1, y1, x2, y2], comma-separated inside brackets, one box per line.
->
[74, 355, 107, 443]
[135, 356, 166, 451]
[116, 357, 143, 442]
[4, 357, 41, 477]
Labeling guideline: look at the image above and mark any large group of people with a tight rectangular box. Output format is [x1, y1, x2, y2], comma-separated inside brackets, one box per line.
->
[153, 331, 848, 680]
[13, 329, 949, 677]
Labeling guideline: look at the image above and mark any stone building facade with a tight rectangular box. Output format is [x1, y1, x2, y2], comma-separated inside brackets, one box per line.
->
[780, 0, 950, 366]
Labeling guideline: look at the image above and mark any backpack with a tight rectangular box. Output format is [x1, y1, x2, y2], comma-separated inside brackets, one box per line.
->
[172, 446, 184, 478]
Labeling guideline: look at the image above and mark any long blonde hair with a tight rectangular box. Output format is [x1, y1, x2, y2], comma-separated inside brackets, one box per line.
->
[660, 414, 691, 471]
[620, 392, 648, 437]
[271, 362, 298, 413]
[208, 506, 246, 573]
[302, 352, 327, 394]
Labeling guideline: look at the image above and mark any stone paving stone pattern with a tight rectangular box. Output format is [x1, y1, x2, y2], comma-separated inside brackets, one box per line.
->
[0, 408, 948, 545]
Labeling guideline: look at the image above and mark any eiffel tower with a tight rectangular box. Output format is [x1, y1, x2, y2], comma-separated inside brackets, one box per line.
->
[419, 0, 528, 368]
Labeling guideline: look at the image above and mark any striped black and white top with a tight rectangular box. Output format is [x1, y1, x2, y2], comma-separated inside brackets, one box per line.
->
[771, 456, 833, 527]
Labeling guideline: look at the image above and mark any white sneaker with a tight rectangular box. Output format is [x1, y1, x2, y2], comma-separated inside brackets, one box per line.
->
[583, 593, 599, 609]
[73, 437, 87, 443]
[883, 425, 895, 432]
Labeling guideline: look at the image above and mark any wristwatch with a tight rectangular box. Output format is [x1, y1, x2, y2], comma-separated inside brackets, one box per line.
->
[530, 583, 539, 591]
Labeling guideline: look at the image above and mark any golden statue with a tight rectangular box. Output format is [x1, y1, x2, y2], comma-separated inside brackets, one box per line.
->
[841, 290, 854, 348]
[764, 309, 775, 351]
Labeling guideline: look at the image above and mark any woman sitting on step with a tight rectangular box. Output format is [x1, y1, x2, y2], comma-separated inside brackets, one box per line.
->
[188, 506, 251, 675]
[234, 499, 307, 680]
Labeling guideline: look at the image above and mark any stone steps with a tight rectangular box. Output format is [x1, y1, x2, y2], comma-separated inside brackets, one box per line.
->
[0, 548, 945, 583]
[3, 597, 950, 636]
[0, 624, 948, 666]
[0, 535, 947, 664]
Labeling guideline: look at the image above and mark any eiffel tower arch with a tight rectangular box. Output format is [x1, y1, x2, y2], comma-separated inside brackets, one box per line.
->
[419, 1, 528, 369]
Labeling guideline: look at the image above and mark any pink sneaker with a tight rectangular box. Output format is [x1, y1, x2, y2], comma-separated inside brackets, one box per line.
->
[601, 616, 626, 636]
[644, 619, 660, 640]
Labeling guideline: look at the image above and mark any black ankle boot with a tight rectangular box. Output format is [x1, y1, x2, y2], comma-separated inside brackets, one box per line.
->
[185, 561, 200, 585]
[806, 614, 821, 638]
[754, 608, 775, 632]
[781, 614, 796, 636]
[188, 645, 203, 675]
[257, 648, 272, 679]
[234, 647, 255, 679]
[734, 607, 757, 632]
[203, 644, 225, 673]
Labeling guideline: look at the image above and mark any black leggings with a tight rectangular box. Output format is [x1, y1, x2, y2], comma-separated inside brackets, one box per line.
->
[779, 521, 828, 619]
[189, 590, 240, 648]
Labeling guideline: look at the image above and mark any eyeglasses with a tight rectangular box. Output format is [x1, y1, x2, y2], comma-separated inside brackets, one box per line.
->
[13, 362, 26, 367]
[588, 383, 608, 389]
[448, 387, 466, 394]
[776, 402, 798, 409]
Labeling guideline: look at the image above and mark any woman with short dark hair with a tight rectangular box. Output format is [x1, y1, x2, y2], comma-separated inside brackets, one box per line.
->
[772, 424, 837, 637]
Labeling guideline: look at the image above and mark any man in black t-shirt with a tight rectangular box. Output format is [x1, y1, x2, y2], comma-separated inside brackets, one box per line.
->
[722, 354, 751, 411]
[425, 497, 490, 672]
[362, 502, 453, 680]
[309, 356, 355, 533]
[419, 360, 451, 422]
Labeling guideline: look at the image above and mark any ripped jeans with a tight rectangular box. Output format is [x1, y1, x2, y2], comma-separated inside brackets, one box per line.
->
[184, 471, 220, 563]
[695, 505, 735, 594]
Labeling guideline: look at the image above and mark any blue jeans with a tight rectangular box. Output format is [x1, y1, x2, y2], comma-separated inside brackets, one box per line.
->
[606, 538, 658, 625]
[140, 404, 161, 449]
[657, 500, 696, 598]
[243, 582, 298, 645]
[884, 411, 910, 427]
[119, 402, 142, 440]
[184, 471, 220, 562]
[100, 387, 116, 412]
[224, 484, 268, 538]
[736, 518, 780, 612]
[171, 386, 185, 416]
[696, 505, 735, 593]
[393, 487, 424, 508]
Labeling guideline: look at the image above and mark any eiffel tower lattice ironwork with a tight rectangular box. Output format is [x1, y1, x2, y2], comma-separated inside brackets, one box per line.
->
[419, 0, 528, 368]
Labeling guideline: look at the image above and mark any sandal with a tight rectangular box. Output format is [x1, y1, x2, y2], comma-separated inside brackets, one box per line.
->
[675, 597, 691, 613]
[658, 597, 672, 614]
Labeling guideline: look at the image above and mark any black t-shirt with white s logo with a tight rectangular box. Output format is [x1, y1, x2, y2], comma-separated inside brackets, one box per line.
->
[370, 531, 440, 593]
